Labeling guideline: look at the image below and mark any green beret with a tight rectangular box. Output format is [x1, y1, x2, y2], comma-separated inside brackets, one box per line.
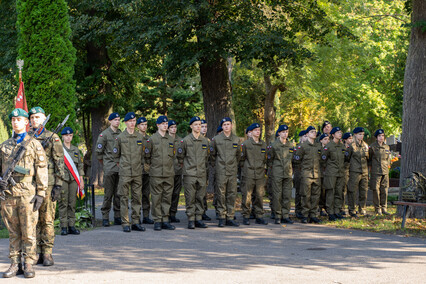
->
[9, 108, 29, 119]
[29, 106, 45, 116]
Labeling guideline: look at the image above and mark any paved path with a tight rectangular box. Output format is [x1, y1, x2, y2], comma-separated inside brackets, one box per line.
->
[1, 209, 425, 283]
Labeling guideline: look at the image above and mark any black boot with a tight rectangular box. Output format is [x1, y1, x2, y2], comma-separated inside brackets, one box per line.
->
[255, 218, 268, 225]
[270, 211, 276, 219]
[218, 219, 225, 227]
[60, 227, 68, 235]
[296, 212, 304, 219]
[328, 214, 337, 221]
[301, 217, 308, 223]
[226, 219, 240, 227]
[123, 226, 131, 232]
[36, 254, 43, 265]
[43, 254, 54, 266]
[243, 217, 250, 225]
[275, 218, 281, 224]
[102, 219, 110, 227]
[114, 217, 122, 225]
[170, 216, 180, 223]
[142, 217, 155, 224]
[281, 218, 294, 224]
[188, 221, 195, 229]
[309, 217, 322, 224]
[131, 224, 146, 231]
[195, 220, 208, 228]
[202, 213, 211, 221]
[154, 222, 162, 231]
[68, 226, 80, 235]
[161, 222, 176, 230]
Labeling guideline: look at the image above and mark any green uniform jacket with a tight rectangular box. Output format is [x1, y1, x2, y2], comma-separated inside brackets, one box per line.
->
[210, 132, 241, 177]
[345, 140, 369, 174]
[144, 132, 175, 178]
[140, 132, 150, 175]
[113, 129, 144, 177]
[96, 127, 122, 175]
[177, 133, 210, 177]
[368, 141, 391, 175]
[240, 137, 267, 179]
[321, 140, 346, 177]
[0, 135, 48, 197]
[295, 140, 322, 179]
[172, 135, 183, 175]
[267, 138, 294, 179]
[63, 144, 84, 182]
[31, 128, 64, 187]
[292, 142, 302, 171]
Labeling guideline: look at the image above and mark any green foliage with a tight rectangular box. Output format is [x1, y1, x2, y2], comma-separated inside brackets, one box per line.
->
[17, 0, 77, 131]
[0, 116, 9, 143]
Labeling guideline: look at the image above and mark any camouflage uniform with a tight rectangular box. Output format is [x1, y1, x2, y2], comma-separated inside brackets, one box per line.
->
[368, 141, 391, 213]
[0, 135, 48, 264]
[59, 144, 84, 227]
[96, 127, 122, 221]
[31, 129, 64, 255]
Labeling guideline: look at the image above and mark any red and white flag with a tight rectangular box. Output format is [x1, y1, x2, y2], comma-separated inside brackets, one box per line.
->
[63, 148, 85, 198]
[15, 81, 29, 131]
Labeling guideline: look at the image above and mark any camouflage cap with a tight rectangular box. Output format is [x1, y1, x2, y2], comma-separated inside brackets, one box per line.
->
[9, 108, 29, 119]
[29, 106, 45, 116]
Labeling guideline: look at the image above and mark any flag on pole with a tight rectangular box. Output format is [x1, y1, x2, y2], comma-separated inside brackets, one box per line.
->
[15, 81, 29, 131]
[63, 147, 85, 198]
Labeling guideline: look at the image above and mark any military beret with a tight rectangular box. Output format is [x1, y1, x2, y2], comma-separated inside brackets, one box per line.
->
[29, 106, 45, 116]
[156, 115, 168, 124]
[319, 133, 329, 141]
[9, 108, 29, 119]
[298, 130, 306, 137]
[322, 121, 331, 131]
[168, 120, 177, 128]
[342, 132, 353, 140]
[277, 125, 289, 133]
[216, 126, 223, 133]
[201, 119, 207, 124]
[137, 117, 147, 125]
[306, 126, 316, 133]
[245, 127, 250, 134]
[353, 127, 364, 134]
[61, 126, 73, 135]
[220, 117, 232, 126]
[374, 129, 385, 137]
[247, 123, 260, 133]
[189, 116, 201, 125]
[123, 112, 136, 122]
[275, 130, 279, 137]
[330, 127, 341, 135]
[108, 112, 120, 121]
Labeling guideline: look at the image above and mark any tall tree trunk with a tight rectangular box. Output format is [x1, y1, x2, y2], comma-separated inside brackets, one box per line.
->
[200, 56, 233, 139]
[399, 0, 426, 217]
[264, 75, 278, 145]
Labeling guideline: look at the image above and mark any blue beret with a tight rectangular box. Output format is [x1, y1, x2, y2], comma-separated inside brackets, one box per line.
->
[123, 112, 136, 122]
[298, 130, 306, 137]
[108, 112, 120, 121]
[353, 127, 364, 134]
[275, 130, 279, 137]
[137, 117, 147, 125]
[319, 133, 329, 141]
[342, 132, 353, 140]
[29, 106, 45, 116]
[247, 123, 260, 133]
[374, 129, 385, 137]
[322, 121, 331, 131]
[189, 116, 201, 125]
[216, 126, 223, 133]
[201, 119, 207, 124]
[220, 117, 232, 126]
[156, 115, 168, 124]
[245, 127, 250, 134]
[61, 127, 73, 135]
[168, 120, 177, 128]
[330, 127, 341, 135]
[9, 108, 29, 119]
[277, 125, 289, 133]
[306, 126, 316, 133]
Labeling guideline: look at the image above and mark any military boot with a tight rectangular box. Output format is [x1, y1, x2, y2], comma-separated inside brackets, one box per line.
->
[131, 224, 146, 231]
[281, 218, 294, 224]
[43, 254, 54, 266]
[255, 218, 268, 225]
[23, 263, 35, 278]
[201, 213, 211, 221]
[218, 219, 225, 227]
[36, 254, 43, 265]
[170, 216, 180, 223]
[114, 217, 122, 225]
[154, 222, 162, 231]
[142, 217, 155, 224]
[102, 219, 110, 227]
[2, 263, 23, 278]
[161, 222, 176, 230]
[226, 219, 240, 227]
[195, 220, 208, 228]
[270, 211, 276, 219]
[188, 221, 195, 229]
[242, 217, 250, 225]
[60, 227, 68, 235]
[68, 227, 80, 235]
[309, 217, 322, 224]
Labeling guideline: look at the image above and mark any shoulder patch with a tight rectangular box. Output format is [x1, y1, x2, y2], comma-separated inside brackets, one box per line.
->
[97, 143, 103, 149]
[113, 148, 118, 153]
[177, 148, 183, 154]
[322, 155, 327, 160]
[39, 155, 45, 161]
[55, 137, 59, 142]
[145, 148, 150, 154]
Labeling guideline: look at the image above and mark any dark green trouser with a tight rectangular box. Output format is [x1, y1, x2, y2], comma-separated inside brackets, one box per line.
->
[271, 177, 293, 219]
[370, 174, 389, 211]
[101, 172, 121, 219]
[118, 175, 142, 227]
[184, 176, 206, 221]
[266, 171, 273, 209]
[341, 172, 349, 212]
[319, 177, 325, 210]
[170, 174, 182, 217]
[323, 175, 345, 215]
[293, 169, 302, 214]
[58, 180, 78, 227]
[241, 177, 265, 218]
[150, 176, 174, 223]
[142, 173, 151, 218]
[216, 174, 237, 220]
[348, 172, 368, 214]
[300, 177, 321, 218]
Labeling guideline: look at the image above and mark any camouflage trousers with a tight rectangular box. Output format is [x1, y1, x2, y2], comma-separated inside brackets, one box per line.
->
[1, 195, 38, 264]
[37, 185, 56, 254]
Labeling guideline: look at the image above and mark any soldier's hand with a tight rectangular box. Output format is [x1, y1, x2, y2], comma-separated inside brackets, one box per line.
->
[30, 195, 44, 212]
[0, 179, 7, 191]
[51, 185, 61, 202]
[144, 164, 150, 172]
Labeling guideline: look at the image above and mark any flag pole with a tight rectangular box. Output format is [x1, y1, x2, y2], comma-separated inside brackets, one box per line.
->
[17, 59, 24, 84]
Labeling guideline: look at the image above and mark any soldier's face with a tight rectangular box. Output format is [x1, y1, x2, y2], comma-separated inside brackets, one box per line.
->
[62, 133, 73, 143]
[11, 117, 29, 133]
[279, 130, 288, 140]
[158, 122, 168, 132]
[321, 136, 330, 146]
[30, 113, 46, 128]
[334, 130, 343, 140]
[300, 135, 308, 143]
[201, 123, 207, 134]
[323, 124, 332, 134]
[125, 118, 136, 130]
[355, 132, 364, 141]
[252, 128, 260, 138]
[247, 131, 252, 138]
[110, 117, 120, 128]
[345, 136, 353, 145]
[222, 121, 232, 133]
[377, 133, 385, 143]
[308, 130, 317, 140]
[191, 121, 201, 134]
[168, 125, 177, 135]
[138, 122, 147, 132]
